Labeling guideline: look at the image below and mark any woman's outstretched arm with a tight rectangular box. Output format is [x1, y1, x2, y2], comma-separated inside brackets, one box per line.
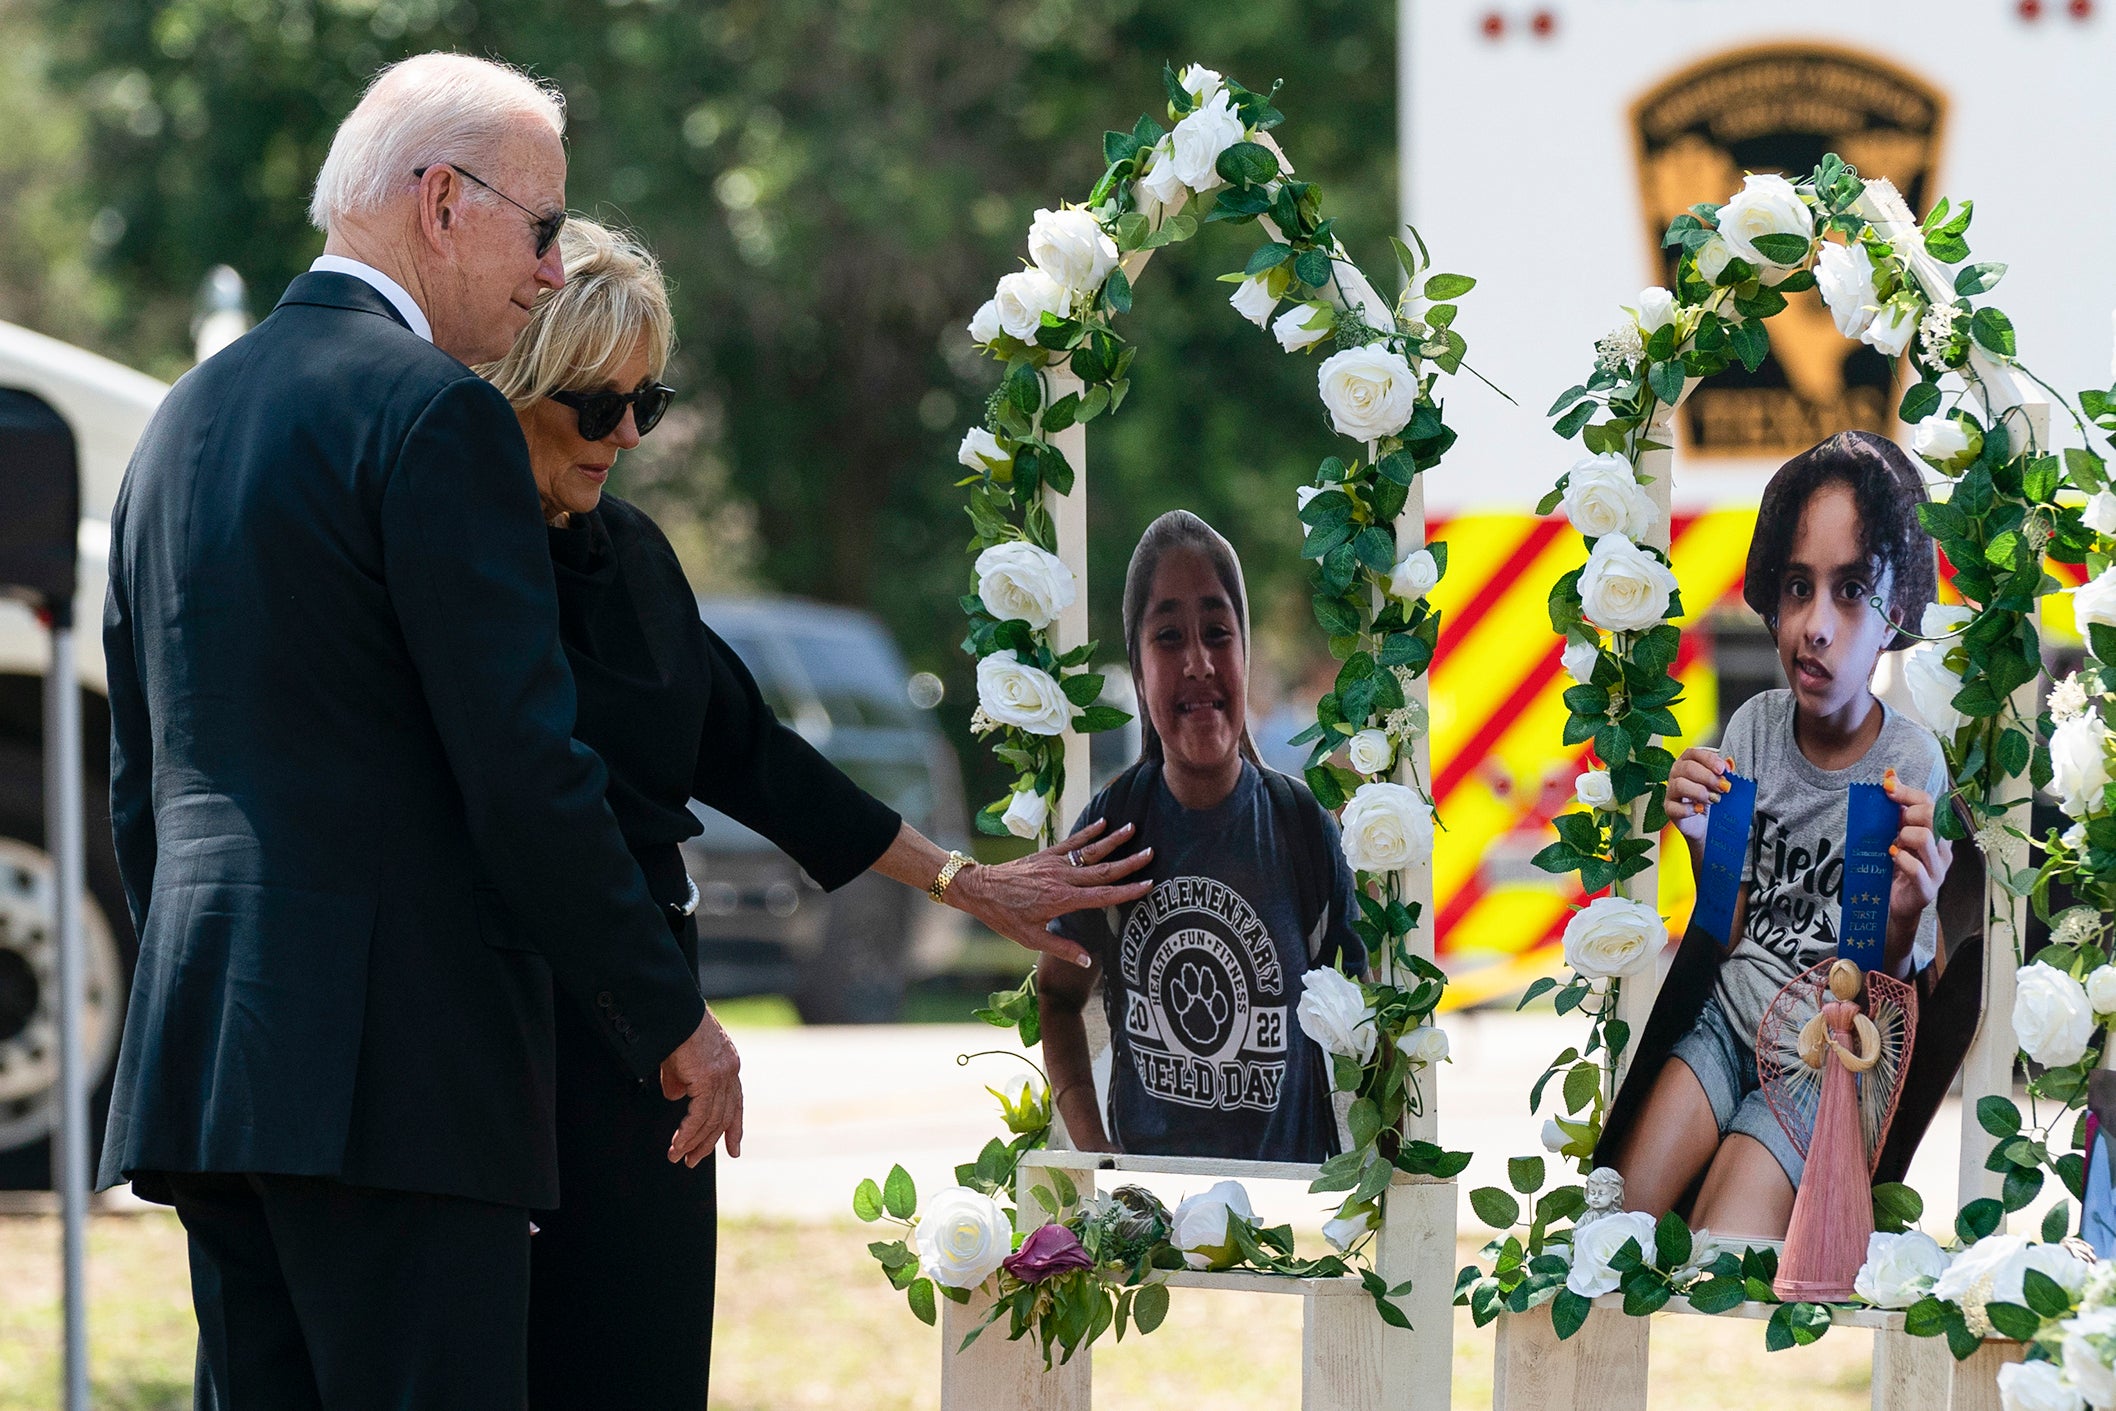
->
[868, 819, 1152, 969]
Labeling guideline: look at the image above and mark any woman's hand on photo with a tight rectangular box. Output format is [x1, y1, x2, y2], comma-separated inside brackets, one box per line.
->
[1883, 768, 1952, 927]
[1666, 747, 1731, 845]
[950, 820, 1154, 968]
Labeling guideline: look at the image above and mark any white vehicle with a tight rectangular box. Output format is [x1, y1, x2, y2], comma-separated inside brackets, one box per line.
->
[0, 319, 166, 1183]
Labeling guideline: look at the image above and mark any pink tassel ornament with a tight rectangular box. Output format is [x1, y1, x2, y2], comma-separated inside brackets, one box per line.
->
[1761, 960, 1916, 1302]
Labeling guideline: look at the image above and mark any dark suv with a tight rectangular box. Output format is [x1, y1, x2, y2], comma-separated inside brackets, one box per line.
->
[682, 598, 969, 1022]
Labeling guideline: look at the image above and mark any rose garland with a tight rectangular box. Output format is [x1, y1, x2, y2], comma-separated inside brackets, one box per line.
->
[854, 973, 1410, 1363]
[1456, 152, 2116, 1368]
[956, 61, 1476, 873]
[952, 61, 1480, 1278]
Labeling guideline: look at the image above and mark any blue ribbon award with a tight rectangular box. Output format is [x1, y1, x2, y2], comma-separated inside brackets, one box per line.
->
[1837, 780, 1898, 970]
[1691, 771, 1756, 946]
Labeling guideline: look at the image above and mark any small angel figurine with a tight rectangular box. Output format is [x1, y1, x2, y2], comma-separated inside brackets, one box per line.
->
[1576, 1167, 1626, 1231]
[1760, 958, 1917, 1301]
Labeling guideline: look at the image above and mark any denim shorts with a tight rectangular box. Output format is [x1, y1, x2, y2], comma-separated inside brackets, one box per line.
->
[1667, 994, 1806, 1189]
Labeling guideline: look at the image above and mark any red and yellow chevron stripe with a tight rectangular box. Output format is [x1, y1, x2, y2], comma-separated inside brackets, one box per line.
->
[1426, 510, 1755, 1010]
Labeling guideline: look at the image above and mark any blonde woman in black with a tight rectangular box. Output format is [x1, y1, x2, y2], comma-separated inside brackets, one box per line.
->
[479, 219, 1149, 1406]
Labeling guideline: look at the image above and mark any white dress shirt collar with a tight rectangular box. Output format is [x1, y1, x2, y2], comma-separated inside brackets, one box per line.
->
[308, 255, 433, 344]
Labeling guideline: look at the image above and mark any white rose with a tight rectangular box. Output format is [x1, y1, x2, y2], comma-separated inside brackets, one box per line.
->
[1566, 1210, 1658, 1298]
[2060, 1307, 2116, 1411]
[1172, 1180, 1257, 1271]
[1001, 787, 1049, 841]
[1135, 143, 1187, 217]
[1317, 344, 1420, 441]
[1168, 91, 1246, 191]
[2088, 967, 2116, 1018]
[1863, 299, 1919, 359]
[2086, 492, 2116, 538]
[1322, 1208, 1378, 1254]
[1562, 895, 1664, 981]
[1635, 286, 1677, 333]
[1716, 173, 1815, 269]
[2011, 1243, 2094, 1306]
[1542, 1118, 1569, 1153]
[1348, 728, 1395, 776]
[1913, 416, 1980, 474]
[1229, 274, 1278, 329]
[1274, 302, 1332, 352]
[914, 1186, 1014, 1290]
[2074, 567, 2116, 630]
[975, 649, 1072, 737]
[1027, 207, 1118, 294]
[968, 299, 1003, 346]
[2000, 1361, 2087, 1411]
[1852, 1230, 1949, 1309]
[974, 541, 1077, 630]
[1937, 1234, 2028, 1304]
[1296, 484, 1324, 514]
[2014, 963, 2097, 1068]
[1404, 1024, 1450, 1064]
[1296, 965, 1378, 1066]
[1815, 241, 1881, 340]
[1902, 641, 1969, 739]
[959, 426, 1007, 472]
[1925, 602, 1973, 637]
[1561, 454, 1656, 541]
[1575, 769, 1616, 811]
[2053, 715, 2114, 820]
[1562, 637, 1601, 685]
[1389, 547, 1439, 602]
[1695, 235, 1734, 286]
[992, 268, 1071, 342]
[1576, 534, 1678, 633]
[1179, 63, 1224, 105]
[1339, 781, 1435, 874]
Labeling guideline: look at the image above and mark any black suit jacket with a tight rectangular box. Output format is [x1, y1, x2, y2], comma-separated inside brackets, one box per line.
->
[98, 272, 706, 1209]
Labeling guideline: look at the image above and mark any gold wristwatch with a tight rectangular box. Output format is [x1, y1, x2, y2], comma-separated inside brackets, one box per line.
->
[929, 850, 974, 903]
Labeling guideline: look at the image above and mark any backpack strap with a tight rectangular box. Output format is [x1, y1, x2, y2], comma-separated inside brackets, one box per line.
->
[1261, 767, 1337, 966]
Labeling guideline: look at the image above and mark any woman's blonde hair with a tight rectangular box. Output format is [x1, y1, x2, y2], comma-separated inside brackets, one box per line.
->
[479, 217, 672, 407]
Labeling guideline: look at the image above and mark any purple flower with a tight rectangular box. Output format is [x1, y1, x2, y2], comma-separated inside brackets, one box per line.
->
[1002, 1223, 1094, 1285]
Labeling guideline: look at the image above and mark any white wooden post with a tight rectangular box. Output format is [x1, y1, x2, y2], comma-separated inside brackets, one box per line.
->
[1612, 397, 1685, 1094]
[1045, 367, 1093, 845]
[1492, 1301, 1650, 1411]
[1854, 179, 2047, 1215]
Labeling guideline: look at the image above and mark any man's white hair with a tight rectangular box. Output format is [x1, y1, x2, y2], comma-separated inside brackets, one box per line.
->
[308, 52, 565, 233]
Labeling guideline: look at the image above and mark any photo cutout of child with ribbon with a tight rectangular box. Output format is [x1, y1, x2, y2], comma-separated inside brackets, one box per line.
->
[1599, 430, 1957, 1249]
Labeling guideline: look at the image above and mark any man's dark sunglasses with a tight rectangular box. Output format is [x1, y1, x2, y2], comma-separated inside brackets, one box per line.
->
[412, 162, 566, 256]
[550, 384, 675, 441]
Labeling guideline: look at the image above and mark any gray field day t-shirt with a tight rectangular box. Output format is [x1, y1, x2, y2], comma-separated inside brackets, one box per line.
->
[1052, 761, 1361, 1164]
[1712, 689, 1948, 1045]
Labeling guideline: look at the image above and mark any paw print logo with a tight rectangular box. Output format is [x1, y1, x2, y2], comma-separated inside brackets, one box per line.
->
[1168, 960, 1231, 1049]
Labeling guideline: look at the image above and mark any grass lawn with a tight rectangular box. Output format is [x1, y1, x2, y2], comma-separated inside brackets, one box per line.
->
[0, 1212, 1879, 1409]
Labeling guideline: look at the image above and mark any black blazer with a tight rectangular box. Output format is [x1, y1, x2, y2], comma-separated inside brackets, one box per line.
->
[98, 272, 706, 1209]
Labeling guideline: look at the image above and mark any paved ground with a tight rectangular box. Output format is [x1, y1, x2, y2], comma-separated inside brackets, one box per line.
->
[718, 1010, 1976, 1232]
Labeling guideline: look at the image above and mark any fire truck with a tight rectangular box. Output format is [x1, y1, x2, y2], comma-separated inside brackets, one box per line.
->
[1406, 0, 2116, 1004]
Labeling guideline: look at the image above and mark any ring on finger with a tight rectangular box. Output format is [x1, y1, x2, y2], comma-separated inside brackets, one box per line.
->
[1067, 849, 1083, 867]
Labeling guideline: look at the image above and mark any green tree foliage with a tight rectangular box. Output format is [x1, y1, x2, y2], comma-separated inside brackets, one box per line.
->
[31, 0, 1396, 801]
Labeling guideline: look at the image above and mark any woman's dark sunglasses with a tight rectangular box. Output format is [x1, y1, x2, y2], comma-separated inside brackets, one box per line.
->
[550, 384, 675, 441]
[411, 162, 566, 257]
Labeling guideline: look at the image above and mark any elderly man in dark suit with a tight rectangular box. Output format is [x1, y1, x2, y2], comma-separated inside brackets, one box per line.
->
[97, 53, 741, 1409]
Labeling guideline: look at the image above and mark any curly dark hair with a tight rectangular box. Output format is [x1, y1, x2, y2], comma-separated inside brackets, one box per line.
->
[1742, 430, 1936, 653]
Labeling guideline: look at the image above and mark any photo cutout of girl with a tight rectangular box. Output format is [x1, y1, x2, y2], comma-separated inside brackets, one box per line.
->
[1038, 511, 1364, 1163]
[1602, 429, 1956, 1239]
